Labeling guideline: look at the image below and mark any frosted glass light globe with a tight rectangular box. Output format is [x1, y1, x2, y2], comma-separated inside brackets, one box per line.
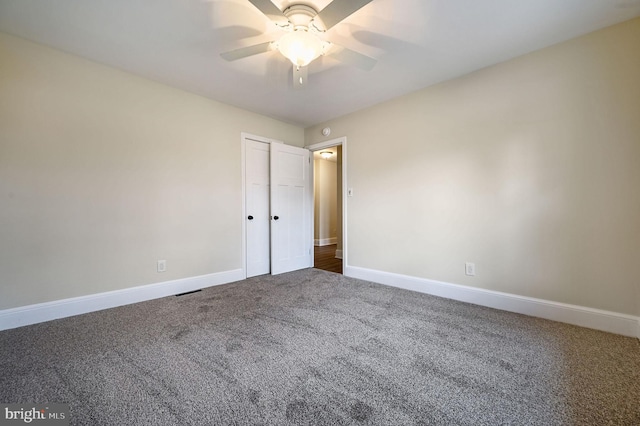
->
[277, 30, 324, 67]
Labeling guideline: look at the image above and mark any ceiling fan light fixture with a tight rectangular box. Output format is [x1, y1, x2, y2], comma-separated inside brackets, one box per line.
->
[277, 29, 325, 67]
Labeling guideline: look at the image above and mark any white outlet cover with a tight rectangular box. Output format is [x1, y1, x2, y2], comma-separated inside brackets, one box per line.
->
[465, 262, 475, 276]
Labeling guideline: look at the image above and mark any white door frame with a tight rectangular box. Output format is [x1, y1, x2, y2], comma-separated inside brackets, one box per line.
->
[306, 137, 348, 269]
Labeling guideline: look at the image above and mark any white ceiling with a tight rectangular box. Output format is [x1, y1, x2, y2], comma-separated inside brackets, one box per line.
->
[1, 0, 639, 127]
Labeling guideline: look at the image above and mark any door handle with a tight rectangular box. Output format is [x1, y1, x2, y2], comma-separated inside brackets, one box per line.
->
[247, 215, 254, 220]
[273, 216, 279, 220]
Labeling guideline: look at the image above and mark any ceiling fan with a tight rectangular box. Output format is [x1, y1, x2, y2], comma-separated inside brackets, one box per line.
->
[220, 0, 377, 88]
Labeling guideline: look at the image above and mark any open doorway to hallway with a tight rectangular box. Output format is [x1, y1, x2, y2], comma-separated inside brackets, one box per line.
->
[312, 146, 343, 274]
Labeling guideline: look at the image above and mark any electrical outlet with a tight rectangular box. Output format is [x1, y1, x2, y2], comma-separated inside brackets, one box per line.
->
[465, 262, 475, 276]
[157, 260, 167, 273]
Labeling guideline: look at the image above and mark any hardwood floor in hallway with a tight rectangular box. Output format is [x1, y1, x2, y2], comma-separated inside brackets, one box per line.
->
[314, 244, 342, 274]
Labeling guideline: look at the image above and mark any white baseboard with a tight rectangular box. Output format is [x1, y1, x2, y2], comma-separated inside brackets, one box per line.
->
[0, 269, 244, 331]
[345, 265, 640, 339]
[335, 250, 343, 260]
[314, 238, 337, 247]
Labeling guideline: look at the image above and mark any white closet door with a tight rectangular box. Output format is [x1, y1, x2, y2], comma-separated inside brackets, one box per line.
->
[270, 143, 312, 275]
[245, 140, 271, 277]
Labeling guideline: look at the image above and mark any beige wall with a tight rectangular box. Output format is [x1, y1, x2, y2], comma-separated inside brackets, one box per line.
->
[306, 18, 640, 316]
[0, 32, 304, 310]
[313, 158, 338, 243]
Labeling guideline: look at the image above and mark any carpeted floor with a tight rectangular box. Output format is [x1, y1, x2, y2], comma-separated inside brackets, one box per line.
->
[1, 269, 639, 425]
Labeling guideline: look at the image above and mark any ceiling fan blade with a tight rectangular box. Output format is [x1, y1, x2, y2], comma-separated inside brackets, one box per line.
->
[315, 0, 374, 31]
[220, 41, 274, 61]
[247, 0, 288, 24]
[293, 65, 308, 89]
[326, 44, 376, 71]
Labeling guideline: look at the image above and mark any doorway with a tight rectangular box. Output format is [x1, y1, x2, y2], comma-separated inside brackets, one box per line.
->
[307, 137, 347, 275]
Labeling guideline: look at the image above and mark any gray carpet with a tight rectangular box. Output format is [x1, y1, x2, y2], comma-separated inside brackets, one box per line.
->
[1, 269, 639, 425]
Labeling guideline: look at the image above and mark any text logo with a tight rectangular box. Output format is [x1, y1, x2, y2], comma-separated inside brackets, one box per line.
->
[0, 404, 69, 425]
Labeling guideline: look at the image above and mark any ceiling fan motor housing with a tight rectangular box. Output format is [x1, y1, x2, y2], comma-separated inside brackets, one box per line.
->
[282, 4, 320, 29]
